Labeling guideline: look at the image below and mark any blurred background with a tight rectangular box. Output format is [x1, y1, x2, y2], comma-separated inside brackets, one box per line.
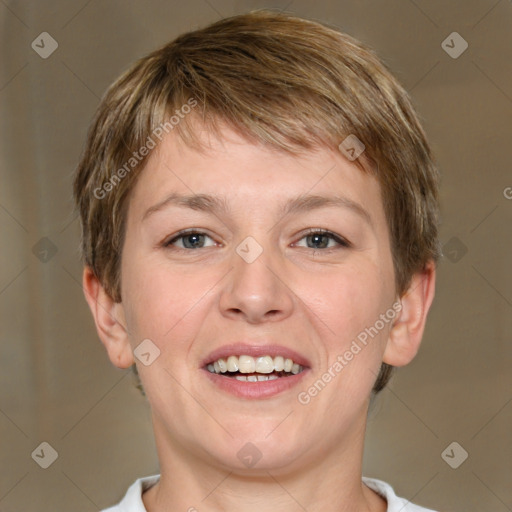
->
[1, 1, 511, 511]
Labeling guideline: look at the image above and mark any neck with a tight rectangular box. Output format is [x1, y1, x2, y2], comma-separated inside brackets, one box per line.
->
[142, 412, 386, 512]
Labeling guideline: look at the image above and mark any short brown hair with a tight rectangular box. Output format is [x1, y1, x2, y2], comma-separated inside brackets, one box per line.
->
[73, 9, 442, 393]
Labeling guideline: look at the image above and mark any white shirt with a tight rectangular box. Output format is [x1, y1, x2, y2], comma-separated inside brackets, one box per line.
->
[101, 474, 438, 511]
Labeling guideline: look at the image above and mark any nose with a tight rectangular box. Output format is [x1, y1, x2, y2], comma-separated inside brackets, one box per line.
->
[218, 240, 295, 324]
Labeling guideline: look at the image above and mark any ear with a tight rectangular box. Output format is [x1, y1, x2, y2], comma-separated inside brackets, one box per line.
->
[383, 260, 436, 367]
[82, 267, 134, 369]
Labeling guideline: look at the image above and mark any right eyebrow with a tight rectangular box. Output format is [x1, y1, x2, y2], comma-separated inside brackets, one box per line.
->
[142, 193, 231, 221]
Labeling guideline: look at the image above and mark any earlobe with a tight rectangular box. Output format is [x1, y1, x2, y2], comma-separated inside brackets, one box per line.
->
[82, 267, 134, 369]
[382, 261, 436, 367]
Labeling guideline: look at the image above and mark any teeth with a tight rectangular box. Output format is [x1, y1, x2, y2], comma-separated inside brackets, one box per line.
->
[235, 374, 280, 381]
[273, 356, 285, 372]
[217, 358, 228, 373]
[255, 355, 274, 373]
[238, 355, 255, 373]
[206, 355, 305, 376]
[226, 355, 238, 372]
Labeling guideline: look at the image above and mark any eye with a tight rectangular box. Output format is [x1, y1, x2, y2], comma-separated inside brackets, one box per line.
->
[162, 228, 350, 252]
[294, 229, 351, 251]
[163, 230, 217, 250]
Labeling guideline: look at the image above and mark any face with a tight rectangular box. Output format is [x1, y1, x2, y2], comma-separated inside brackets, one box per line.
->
[116, 123, 398, 473]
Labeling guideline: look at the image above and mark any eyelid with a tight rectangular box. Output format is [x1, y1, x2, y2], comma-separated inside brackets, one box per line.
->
[163, 228, 218, 248]
[294, 228, 351, 249]
[163, 228, 351, 251]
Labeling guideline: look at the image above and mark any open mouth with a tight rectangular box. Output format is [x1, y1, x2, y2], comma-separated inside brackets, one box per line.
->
[205, 355, 305, 382]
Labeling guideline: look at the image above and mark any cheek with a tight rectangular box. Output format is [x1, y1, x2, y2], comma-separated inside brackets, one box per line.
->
[120, 252, 215, 342]
[303, 262, 387, 339]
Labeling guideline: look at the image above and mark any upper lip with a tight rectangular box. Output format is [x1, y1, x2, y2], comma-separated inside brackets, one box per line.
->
[201, 343, 311, 369]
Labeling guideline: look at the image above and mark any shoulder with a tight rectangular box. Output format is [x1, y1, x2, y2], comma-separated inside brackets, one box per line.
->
[362, 477, 439, 512]
[99, 474, 161, 512]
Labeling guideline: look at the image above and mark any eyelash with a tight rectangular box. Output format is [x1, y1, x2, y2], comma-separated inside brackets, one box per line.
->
[162, 228, 351, 252]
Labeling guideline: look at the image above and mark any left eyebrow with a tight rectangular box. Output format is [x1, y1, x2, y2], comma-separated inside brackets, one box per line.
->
[279, 194, 373, 228]
[142, 192, 372, 227]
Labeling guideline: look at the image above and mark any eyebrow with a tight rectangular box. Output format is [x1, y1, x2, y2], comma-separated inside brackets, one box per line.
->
[142, 192, 372, 227]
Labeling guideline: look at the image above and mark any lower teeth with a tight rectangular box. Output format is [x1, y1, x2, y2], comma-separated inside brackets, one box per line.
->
[225, 371, 293, 381]
[235, 374, 279, 382]
[205, 364, 303, 381]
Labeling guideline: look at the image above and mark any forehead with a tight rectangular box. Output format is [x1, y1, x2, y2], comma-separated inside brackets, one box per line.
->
[126, 123, 386, 232]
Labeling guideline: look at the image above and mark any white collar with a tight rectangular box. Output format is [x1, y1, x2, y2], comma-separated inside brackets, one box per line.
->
[113, 474, 437, 512]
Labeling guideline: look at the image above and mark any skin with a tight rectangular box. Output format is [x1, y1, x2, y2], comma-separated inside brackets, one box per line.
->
[83, 122, 436, 512]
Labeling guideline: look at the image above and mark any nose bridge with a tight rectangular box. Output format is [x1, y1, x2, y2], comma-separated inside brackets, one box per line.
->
[219, 234, 294, 323]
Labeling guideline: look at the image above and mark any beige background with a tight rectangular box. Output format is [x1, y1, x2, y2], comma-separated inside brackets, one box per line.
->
[1, 1, 511, 511]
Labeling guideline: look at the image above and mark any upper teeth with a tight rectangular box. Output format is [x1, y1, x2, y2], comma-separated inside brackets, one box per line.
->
[207, 355, 303, 375]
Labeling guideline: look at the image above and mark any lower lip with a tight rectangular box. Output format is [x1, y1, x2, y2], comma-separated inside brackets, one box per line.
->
[201, 368, 310, 399]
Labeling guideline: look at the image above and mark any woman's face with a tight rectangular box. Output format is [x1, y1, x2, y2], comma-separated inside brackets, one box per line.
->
[117, 124, 397, 472]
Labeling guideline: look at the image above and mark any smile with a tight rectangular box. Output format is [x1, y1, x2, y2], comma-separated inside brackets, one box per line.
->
[206, 355, 304, 381]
